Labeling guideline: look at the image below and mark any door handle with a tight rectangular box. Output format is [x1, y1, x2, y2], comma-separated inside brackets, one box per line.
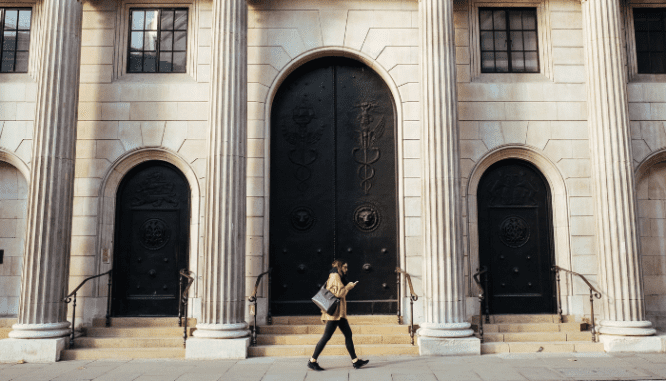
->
[363, 263, 372, 272]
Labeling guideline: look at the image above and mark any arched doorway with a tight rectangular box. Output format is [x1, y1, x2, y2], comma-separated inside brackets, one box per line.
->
[477, 159, 555, 314]
[269, 57, 398, 315]
[112, 161, 190, 317]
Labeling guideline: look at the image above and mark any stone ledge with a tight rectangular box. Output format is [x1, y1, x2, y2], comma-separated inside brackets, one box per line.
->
[418, 336, 481, 356]
[599, 334, 666, 353]
[0, 338, 67, 363]
[185, 337, 250, 359]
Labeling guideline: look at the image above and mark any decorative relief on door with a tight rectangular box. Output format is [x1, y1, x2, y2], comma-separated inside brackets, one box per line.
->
[352, 102, 385, 195]
[499, 216, 530, 248]
[290, 206, 316, 232]
[132, 171, 179, 207]
[354, 203, 381, 232]
[282, 98, 324, 192]
[140, 218, 171, 250]
[486, 170, 539, 206]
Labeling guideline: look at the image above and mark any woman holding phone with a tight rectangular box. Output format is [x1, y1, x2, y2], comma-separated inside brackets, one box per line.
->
[307, 259, 370, 371]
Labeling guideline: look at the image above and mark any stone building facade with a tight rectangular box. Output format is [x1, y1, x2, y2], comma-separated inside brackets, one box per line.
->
[1, 0, 666, 361]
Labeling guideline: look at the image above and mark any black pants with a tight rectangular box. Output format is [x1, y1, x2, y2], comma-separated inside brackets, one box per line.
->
[312, 318, 357, 360]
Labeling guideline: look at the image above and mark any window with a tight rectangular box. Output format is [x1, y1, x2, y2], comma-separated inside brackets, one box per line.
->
[128, 8, 187, 73]
[634, 8, 666, 74]
[0, 8, 31, 73]
[480, 8, 538, 73]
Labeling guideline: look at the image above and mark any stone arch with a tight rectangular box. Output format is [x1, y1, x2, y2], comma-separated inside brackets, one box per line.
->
[0, 149, 30, 183]
[466, 145, 574, 314]
[95, 148, 201, 296]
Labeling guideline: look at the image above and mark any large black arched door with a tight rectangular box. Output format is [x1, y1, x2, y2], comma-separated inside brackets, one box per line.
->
[112, 161, 190, 316]
[270, 57, 398, 315]
[478, 159, 555, 314]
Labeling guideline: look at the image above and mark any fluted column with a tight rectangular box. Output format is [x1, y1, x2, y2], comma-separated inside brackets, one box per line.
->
[417, 0, 476, 354]
[9, 0, 83, 340]
[583, 0, 655, 337]
[191, 0, 249, 343]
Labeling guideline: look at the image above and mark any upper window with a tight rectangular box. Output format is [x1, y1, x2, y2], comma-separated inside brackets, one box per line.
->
[480, 8, 539, 73]
[0, 8, 32, 73]
[128, 8, 188, 73]
[634, 8, 666, 74]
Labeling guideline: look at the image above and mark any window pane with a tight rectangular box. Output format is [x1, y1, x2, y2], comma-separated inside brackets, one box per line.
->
[17, 31, 29, 51]
[636, 31, 650, 52]
[173, 52, 186, 72]
[637, 53, 651, 73]
[481, 31, 494, 51]
[651, 53, 665, 73]
[1, 50, 15, 72]
[4, 10, 17, 30]
[18, 10, 30, 30]
[510, 31, 523, 51]
[143, 51, 157, 72]
[635, 14, 648, 31]
[495, 52, 509, 72]
[524, 31, 537, 51]
[159, 52, 172, 72]
[522, 11, 536, 30]
[481, 52, 495, 72]
[3, 31, 16, 51]
[128, 52, 142, 72]
[652, 32, 665, 51]
[145, 11, 158, 30]
[647, 13, 661, 31]
[174, 10, 187, 30]
[131, 11, 144, 30]
[509, 11, 522, 30]
[511, 51, 525, 72]
[480, 10, 493, 30]
[144, 31, 157, 51]
[161, 31, 173, 51]
[525, 52, 538, 72]
[130, 31, 143, 51]
[161, 10, 174, 30]
[494, 31, 507, 51]
[493, 10, 506, 30]
[15, 51, 28, 72]
[173, 31, 186, 51]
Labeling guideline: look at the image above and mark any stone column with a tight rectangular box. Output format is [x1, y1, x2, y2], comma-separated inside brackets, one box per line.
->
[582, 0, 658, 351]
[185, 0, 250, 360]
[0, 0, 83, 363]
[417, 0, 479, 355]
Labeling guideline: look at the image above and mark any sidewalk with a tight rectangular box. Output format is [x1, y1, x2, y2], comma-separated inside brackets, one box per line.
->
[1, 353, 666, 381]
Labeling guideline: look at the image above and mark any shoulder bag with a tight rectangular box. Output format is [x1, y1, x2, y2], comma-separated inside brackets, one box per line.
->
[312, 284, 339, 315]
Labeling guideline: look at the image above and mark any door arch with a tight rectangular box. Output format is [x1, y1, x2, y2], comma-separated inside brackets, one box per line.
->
[269, 56, 398, 315]
[112, 161, 190, 317]
[477, 159, 555, 314]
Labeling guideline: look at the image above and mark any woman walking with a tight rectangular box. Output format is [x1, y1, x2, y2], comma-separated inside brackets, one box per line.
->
[307, 259, 370, 371]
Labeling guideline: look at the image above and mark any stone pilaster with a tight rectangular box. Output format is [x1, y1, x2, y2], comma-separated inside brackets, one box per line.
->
[186, 0, 249, 359]
[582, 0, 656, 340]
[417, 0, 479, 355]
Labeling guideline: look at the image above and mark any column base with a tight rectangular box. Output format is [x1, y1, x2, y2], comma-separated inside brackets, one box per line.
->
[417, 336, 481, 356]
[598, 320, 656, 336]
[185, 337, 250, 359]
[192, 322, 250, 339]
[8, 322, 70, 339]
[599, 334, 666, 353]
[0, 338, 67, 363]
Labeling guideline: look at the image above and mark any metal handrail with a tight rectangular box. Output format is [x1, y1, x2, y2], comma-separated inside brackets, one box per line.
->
[395, 267, 418, 345]
[178, 269, 195, 348]
[248, 268, 271, 346]
[63, 269, 113, 348]
[472, 266, 488, 343]
[552, 266, 602, 342]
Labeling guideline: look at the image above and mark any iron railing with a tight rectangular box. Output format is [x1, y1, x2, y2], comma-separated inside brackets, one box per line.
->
[395, 267, 418, 345]
[63, 269, 113, 348]
[178, 269, 195, 348]
[248, 268, 272, 346]
[552, 265, 602, 342]
[472, 266, 489, 343]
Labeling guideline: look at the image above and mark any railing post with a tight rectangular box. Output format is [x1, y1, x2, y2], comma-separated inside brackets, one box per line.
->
[590, 288, 596, 343]
[178, 274, 184, 328]
[183, 296, 188, 348]
[483, 269, 490, 324]
[106, 272, 112, 327]
[554, 267, 562, 323]
[267, 270, 272, 325]
[397, 269, 401, 324]
[70, 293, 77, 348]
[409, 295, 414, 345]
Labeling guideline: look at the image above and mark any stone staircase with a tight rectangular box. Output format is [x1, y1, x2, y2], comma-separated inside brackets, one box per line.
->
[473, 314, 605, 354]
[0, 317, 16, 339]
[60, 317, 195, 360]
[249, 315, 419, 357]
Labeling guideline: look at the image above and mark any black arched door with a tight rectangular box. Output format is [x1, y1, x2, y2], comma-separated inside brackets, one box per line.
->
[478, 159, 555, 314]
[270, 57, 398, 315]
[112, 161, 190, 316]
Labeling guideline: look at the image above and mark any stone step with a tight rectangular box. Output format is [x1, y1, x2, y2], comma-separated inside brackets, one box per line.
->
[86, 327, 195, 338]
[270, 315, 400, 325]
[93, 317, 196, 328]
[73, 337, 184, 349]
[473, 322, 587, 333]
[483, 331, 593, 343]
[472, 315, 574, 324]
[60, 348, 185, 360]
[255, 324, 415, 335]
[256, 333, 412, 346]
[0, 328, 11, 339]
[248, 344, 419, 357]
[481, 341, 604, 354]
[0, 317, 17, 328]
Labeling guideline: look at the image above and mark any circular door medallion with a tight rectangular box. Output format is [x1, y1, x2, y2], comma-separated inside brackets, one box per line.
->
[499, 216, 530, 248]
[140, 218, 171, 250]
[354, 203, 380, 232]
[290, 206, 316, 231]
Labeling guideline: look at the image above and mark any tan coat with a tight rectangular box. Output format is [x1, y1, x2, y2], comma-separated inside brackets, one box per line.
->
[321, 272, 355, 322]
